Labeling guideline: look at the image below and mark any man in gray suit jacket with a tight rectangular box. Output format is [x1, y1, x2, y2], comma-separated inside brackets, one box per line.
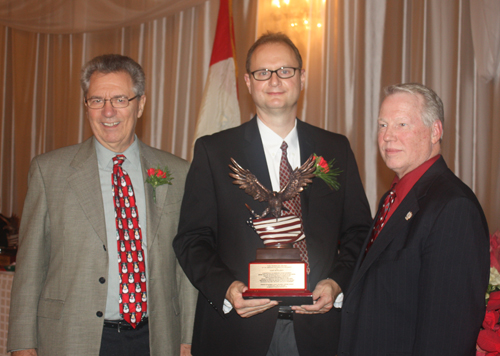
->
[7, 54, 196, 356]
[338, 83, 489, 355]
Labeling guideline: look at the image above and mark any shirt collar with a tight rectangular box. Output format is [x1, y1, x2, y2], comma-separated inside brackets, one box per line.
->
[95, 135, 141, 170]
[256, 117, 299, 154]
[392, 154, 441, 202]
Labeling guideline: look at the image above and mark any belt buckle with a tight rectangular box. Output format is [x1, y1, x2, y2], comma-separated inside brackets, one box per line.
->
[278, 311, 294, 320]
[117, 320, 125, 333]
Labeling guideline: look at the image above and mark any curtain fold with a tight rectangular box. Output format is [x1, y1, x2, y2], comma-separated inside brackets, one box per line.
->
[0, 0, 206, 34]
[0, 0, 498, 232]
[0, 0, 220, 217]
[470, 0, 500, 81]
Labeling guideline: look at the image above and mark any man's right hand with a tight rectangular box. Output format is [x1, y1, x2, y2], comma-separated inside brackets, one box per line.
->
[12, 350, 37, 356]
[225, 280, 278, 318]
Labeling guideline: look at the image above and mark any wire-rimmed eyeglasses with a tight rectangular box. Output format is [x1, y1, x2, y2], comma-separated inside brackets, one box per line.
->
[85, 95, 139, 109]
[250, 67, 300, 81]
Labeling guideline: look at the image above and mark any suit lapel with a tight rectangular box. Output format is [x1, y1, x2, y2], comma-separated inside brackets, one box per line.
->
[242, 117, 272, 189]
[68, 137, 107, 245]
[347, 157, 448, 294]
[138, 140, 168, 252]
[350, 191, 420, 288]
[296, 120, 315, 220]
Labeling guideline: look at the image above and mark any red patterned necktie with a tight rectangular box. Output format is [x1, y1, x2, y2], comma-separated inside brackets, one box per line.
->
[365, 183, 397, 253]
[112, 155, 147, 327]
[279, 141, 310, 274]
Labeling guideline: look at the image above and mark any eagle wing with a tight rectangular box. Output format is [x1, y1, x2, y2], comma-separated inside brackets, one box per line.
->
[280, 154, 316, 202]
[229, 158, 273, 202]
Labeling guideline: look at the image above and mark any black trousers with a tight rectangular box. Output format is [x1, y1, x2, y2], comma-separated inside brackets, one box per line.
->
[99, 322, 150, 356]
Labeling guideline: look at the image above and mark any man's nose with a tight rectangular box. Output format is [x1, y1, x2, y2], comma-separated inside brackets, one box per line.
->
[102, 100, 116, 116]
[269, 72, 281, 86]
[383, 126, 396, 141]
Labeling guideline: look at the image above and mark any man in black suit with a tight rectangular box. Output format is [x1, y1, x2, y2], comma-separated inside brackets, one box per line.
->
[173, 33, 371, 356]
[338, 83, 490, 356]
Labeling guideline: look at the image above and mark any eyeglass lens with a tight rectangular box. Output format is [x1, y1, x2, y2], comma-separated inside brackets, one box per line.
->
[86, 96, 137, 109]
[251, 67, 297, 81]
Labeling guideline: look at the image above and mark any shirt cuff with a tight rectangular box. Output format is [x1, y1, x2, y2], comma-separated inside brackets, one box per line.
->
[334, 292, 344, 308]
[223, 298, 233, 314]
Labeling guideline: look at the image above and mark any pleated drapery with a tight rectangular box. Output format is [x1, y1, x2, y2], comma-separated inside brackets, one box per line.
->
[0, 0, 499, 231]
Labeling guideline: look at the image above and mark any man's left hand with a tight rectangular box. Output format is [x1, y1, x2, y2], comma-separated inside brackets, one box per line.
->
[292, 278, 341, 314]
[180, 343, 192, 356]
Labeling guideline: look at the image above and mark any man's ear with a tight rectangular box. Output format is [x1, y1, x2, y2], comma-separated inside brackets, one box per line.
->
[431, 120, 443, 144]
[244, 73, 252, 94]
[137, 95, 147, 118]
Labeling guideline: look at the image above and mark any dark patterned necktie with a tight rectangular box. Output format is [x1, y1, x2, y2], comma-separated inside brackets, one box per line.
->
[365, 183, 397, 253]
[279, 141, 310, 273]
[112, 155, 147, 327]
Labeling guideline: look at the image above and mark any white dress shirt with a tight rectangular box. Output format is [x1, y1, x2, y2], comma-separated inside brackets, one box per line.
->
[224, 118, 342, 311]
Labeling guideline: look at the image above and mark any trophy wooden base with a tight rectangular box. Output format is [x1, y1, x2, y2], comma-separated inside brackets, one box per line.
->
[243, 290, 313, 305]
[243, 248, 313, 305]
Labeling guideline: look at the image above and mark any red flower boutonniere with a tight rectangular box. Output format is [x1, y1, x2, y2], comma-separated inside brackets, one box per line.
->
[146, 166, 173, 202]
[312, 154, 342, 190]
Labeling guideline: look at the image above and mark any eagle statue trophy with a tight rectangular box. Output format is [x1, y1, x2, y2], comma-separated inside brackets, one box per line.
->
[228, 155, 316, 219]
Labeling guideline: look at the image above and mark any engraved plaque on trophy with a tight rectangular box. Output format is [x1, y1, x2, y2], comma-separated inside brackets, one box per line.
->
[243, 216, 313, 305]
[228, 157, 316, 305]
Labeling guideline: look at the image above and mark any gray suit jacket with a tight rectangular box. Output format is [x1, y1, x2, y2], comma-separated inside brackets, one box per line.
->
[7, 137, 197, 355]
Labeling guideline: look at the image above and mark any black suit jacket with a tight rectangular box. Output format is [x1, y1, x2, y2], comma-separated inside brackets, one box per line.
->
[174, 117, 371, 356]
[338, 157, 490, 356]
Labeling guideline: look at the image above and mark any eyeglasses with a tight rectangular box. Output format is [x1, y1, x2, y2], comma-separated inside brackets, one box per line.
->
[250, 67, 300, 81]
[85, 95, 139, 109]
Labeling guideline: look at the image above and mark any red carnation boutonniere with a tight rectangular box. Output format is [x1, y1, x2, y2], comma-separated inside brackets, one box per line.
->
[146, 166, 173, 202]
[312, 154, 342, 190]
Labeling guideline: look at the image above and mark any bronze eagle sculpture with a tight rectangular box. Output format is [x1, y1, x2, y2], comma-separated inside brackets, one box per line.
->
[228, 155, 316, 219]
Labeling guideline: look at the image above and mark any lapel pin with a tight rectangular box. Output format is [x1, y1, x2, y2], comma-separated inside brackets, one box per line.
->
[405, 212, 413, 221]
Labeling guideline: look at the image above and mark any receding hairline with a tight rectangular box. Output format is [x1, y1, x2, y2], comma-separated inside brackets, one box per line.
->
[383, 83, 444, 128]
[80, 54, 145, 97]
[245, 32, 303, 73]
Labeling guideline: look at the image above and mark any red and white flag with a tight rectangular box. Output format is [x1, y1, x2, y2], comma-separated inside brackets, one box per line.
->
[192, 0, 240, 152]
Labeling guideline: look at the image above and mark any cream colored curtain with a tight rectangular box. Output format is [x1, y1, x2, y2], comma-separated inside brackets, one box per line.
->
[0, 0, 499, 232]
[0, 0, 224, 216]
[253, 0, 500, 230]
[0, 0, 206, 33]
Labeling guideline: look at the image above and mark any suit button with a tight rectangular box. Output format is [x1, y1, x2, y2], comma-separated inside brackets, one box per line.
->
[99, 277, 106, 284]
[96, 311, 103, 317]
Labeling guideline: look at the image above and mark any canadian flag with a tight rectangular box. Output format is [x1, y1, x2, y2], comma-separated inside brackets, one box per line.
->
[192, 0, 240, 153]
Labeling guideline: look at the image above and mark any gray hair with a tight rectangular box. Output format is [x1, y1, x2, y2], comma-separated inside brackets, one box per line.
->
[384, 83, 444, 128]
[80, 54, 145, 97]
